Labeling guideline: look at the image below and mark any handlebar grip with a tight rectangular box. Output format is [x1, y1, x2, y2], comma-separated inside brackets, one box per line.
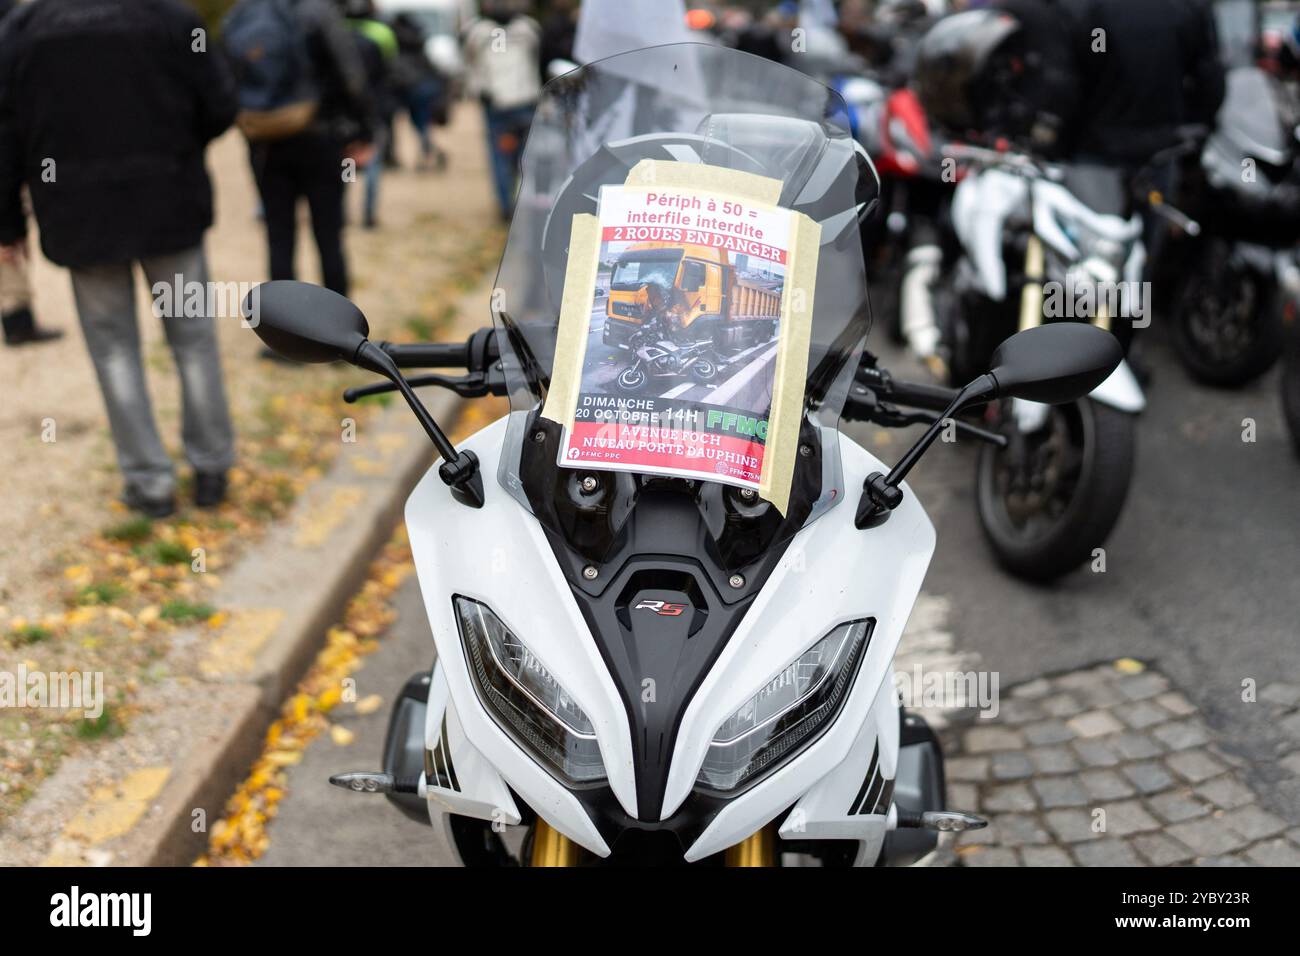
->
[380, 342, 470, 368]
[887, 379, 961, 411]
[380, 328, 499, 371]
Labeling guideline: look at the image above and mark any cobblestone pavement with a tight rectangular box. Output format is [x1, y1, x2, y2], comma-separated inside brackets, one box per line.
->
[938, 664, 1300, 866]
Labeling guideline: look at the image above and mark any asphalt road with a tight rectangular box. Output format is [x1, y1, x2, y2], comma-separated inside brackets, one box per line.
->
[254, 327, 1299, 864]
[845, 330, 1300, 819]
[256, 578, 453, 866]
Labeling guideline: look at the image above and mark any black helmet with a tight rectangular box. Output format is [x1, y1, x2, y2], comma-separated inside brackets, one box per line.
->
[913, 9, 1022, 133]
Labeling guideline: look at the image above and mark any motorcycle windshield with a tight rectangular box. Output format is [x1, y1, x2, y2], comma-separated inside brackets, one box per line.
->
[491, 43, 877, 553]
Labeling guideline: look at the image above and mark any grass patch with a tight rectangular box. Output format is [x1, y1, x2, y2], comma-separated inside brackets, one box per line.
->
[159, 600, 216, 623]
[78, 581, 127, 606]
[258, 448, 294, 467]
[150, 540, 192, 565]
[102, 516, 153, 543]
[404, 314, 437, 339]
[75, 705, 125, 741]
[353, 392, 394, 407]
[10, 624, 52, 645]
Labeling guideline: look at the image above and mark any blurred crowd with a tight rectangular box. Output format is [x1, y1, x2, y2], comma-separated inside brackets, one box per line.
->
[2, 0, 1298, 520]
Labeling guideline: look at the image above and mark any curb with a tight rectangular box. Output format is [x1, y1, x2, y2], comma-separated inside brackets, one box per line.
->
[135, 388, 459, 866]
[3, 278, 495, 868]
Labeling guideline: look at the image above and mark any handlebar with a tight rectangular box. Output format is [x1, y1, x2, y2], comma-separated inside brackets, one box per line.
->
[853, 364, 960, 413]
[379, 327, 500, 371]
[344, 327, 506, 403]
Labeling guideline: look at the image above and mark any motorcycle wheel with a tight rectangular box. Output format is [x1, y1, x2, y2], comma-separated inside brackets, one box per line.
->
[872, 247, 906, 345]
[616, 366, 647, 392]
[691, 356, 719, 382]
[1172, 249, 1283, 388]
[975, 398, 1135, 583]
[1283, 332, 1300, 456]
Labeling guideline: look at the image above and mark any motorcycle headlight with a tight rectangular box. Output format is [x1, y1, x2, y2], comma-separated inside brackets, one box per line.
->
[696, 620, 871, 794]
[454, 597, 606, 784]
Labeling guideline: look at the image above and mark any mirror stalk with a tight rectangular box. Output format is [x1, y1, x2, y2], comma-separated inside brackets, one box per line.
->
[855, 374, 996, 529]
[355, 341, 485, 508]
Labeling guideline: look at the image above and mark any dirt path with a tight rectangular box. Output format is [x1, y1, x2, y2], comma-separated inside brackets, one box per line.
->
[0, 107, 496, 620]
[0, 105, 503, 822]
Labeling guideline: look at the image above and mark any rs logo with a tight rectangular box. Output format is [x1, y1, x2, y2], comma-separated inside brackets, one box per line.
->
[634, 600, 688, 617]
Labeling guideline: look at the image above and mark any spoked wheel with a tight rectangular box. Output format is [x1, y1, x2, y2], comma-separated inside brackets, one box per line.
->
[616, 365, 647, 392]
[975, 397, 1135, 582]
[1173, 245, 1283, 388]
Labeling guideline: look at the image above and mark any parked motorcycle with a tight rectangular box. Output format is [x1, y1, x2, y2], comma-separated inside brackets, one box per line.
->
[1169, 66, 1300, 387]
[834, 26, 951, 349]
[245, 45, 1121, 866]
[903, 142, 1152, 582]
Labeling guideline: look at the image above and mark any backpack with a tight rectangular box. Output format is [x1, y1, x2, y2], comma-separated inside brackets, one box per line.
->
[222, 0, 319, 141]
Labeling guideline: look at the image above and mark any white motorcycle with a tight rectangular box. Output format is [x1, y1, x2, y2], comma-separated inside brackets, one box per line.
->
[249, 45, 1121, 866]
[900, 143, 1160, 582]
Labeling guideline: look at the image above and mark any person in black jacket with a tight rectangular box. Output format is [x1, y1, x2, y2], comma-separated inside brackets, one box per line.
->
[233, 0, 376, 307]
[1061, 0, 1225, 165]
[0, 0, 60, 346]
[1059, 0, 1226, 331]
[0, 0, 238, 517]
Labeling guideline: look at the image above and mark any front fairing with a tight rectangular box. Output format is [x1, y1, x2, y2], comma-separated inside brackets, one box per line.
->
[407, 416, 935, 860]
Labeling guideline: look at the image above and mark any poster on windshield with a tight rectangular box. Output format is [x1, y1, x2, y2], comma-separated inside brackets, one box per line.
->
[541, 161, 821, 513]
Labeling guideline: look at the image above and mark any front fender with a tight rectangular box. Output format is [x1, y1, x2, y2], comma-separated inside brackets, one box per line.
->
[1089, 359, 1145, 413]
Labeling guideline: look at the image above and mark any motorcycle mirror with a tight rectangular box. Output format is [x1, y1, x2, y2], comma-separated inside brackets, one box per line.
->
[243, 280, 487, 508]
[987, 324, 1123, 406]
[245, 280, 369, 364]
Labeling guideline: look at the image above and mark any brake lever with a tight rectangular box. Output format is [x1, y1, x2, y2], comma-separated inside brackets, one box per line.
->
[877, 405, 1008, 448]
[343, 368, 504, 403]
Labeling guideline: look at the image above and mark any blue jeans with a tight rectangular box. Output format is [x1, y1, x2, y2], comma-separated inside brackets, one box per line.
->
[363, 127, 387, 226]
[484, 103, 534, 219]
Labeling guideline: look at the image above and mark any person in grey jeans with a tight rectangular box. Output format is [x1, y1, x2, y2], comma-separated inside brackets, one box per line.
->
[0, 0, 240, 517]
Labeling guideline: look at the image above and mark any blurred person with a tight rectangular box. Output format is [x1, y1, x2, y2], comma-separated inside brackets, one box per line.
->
[463, 0, 541, 221]
[539, 0, 578, 78]
[0, 0, 59, 347]
[224, 0, 375, 312]
[991, 0, 1081, 156]
[574, 0, 695, 64]
[1061, 0, 1225, 166]
[1060, 0, 1225, 306]
[341, 0, 396, 229]
[391, 12, 448, 170]
[0, 0, 238, 516]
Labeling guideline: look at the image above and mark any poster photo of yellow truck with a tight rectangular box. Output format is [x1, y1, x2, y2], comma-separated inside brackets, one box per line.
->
[586, 239, 786, 407]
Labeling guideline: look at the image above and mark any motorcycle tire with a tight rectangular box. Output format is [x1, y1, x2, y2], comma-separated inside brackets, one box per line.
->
[1172, 251, 1284, 388]
[872, 250, 905, 345]
[691, 357, 719, 382]
[616, 366, 647, 392]
[1282, 335, 1300, 456]
[975, 398, 1135, 583]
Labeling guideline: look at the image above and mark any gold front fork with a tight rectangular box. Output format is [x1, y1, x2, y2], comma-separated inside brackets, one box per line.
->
[530, 819, 580, 867]
[1019, 235, 1045, 332]
[530, 818, 779, 866]
[725, 825, 777, 867]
